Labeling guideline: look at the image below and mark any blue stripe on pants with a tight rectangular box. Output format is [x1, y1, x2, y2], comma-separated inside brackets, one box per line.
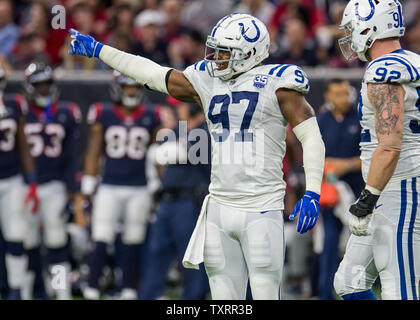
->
[397, 179, 407, 300]
[408, 178, 418, 300]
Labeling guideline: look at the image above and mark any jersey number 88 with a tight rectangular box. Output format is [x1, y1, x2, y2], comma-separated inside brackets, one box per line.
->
[105, 126, 150, 160]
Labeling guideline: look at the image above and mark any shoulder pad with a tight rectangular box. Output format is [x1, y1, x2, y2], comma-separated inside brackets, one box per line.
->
[4, 93, 28, 115]
[265, 64, 310, 94]
[193, 60, 207, 72]
[68, 103, 82, 124]
[153, 105, 162, 124]
[183, 61, 212, 98]
[365, 54, 420, 84]
[14, 94, 28, 115]
[87, 103, 103, 125]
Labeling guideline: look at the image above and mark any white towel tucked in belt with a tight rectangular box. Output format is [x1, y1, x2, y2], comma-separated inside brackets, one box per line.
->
[182, 194, 210, 270]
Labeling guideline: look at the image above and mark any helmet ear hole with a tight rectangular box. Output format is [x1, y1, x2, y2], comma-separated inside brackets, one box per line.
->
[361, 28, 370, 35]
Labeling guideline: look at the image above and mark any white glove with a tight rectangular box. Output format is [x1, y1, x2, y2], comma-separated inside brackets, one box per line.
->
[348, 213, 372, 236]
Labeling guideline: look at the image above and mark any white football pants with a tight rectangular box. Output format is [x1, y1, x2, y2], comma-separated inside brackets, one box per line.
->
[92, 184, 151, 245]
[24, 180, 68, 249]
[204, 198, 285, 300]
[0, 175, 27, 242]
[334, 177, 420, 300]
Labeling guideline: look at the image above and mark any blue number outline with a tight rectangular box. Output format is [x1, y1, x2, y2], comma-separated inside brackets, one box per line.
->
[208, 91, 259, 142]
[232, 91, 259, 141]
[207, 94, 230, 142]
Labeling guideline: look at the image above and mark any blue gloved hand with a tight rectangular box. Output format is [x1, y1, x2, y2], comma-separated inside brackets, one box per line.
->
[289, 191, 320, 234]
[68, 28, 103, 58]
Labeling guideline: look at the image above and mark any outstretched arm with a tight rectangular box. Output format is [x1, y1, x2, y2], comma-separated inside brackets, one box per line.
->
[68, 29, 200, 104]
[277, 88, 325, 233]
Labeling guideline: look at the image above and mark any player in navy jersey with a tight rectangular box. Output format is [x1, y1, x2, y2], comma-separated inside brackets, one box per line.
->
[77, 72, 161, 300]
[0, 66, 39, 300]
[21, 62, 81, 300]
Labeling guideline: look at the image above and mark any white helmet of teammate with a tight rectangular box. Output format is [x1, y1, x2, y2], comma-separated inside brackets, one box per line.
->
[204, 13, 270, 81]
[338, 0, 405, 62]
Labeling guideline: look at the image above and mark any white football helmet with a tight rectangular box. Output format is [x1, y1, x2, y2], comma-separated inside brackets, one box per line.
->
[338, 0, 405, 62]
[204, 13, 270, 81]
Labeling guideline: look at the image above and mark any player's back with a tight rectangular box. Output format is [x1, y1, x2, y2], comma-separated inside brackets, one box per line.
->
[183, 62, 310, 211]
[87, 102, 160, 186]
[359, 49, 420, 183]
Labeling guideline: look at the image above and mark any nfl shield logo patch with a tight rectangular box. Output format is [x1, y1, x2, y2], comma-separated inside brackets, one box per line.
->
[254, 75, 268, 88]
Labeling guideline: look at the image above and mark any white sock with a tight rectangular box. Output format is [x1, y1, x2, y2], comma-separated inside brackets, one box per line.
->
[21, 270, 35, 300]
[5, 253, 28, 290]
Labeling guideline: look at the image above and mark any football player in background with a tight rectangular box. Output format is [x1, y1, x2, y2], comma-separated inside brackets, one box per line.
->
[0, 66, 39, 300]
[68, 13, 326, 300]
[139, 99, 210, 300]
[334, 0, 420, 300]
[77, 72, 161, 300]
[22, 62, 81, 300]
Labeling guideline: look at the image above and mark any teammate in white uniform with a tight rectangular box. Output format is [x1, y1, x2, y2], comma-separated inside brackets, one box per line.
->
[334, 0, 420, 300]
[68, 13, 326, 300]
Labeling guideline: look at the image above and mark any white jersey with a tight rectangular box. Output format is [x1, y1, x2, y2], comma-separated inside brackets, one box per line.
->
[184, 62, 310, 211]
[359, 49, 420, 183]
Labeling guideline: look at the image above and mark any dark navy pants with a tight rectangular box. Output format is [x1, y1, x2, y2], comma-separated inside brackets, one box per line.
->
[0, 230, 8, 299]
[139, 198, 209, 299]
[318, 208, 343, 300]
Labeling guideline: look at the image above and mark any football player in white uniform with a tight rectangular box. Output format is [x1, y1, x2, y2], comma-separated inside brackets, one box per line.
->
[333, 0, 420, 300]
[68, 13, 326, 300]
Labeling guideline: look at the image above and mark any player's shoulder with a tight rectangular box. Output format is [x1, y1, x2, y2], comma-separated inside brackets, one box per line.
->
[365, 49, 420, 84]
[87, 101, 113, 125]
[3, 93, 28, 114]
[184, 60, 208, 77]
[57, 100, 82, 124]
[183, 60, 211, 85]
[252, 64, 310, 94]
[143, 102, 160, 119]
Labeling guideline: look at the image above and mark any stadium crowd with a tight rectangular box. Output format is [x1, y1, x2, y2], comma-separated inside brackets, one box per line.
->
[0, 0, 419, 72]
[0, 0, 419, 300]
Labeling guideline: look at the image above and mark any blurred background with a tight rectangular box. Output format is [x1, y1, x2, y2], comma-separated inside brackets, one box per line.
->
[0, 0, 419, 300]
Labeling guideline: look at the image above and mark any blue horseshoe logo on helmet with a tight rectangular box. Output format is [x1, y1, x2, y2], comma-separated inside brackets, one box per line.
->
[355, 0, 375, 21]
[238, 20, 260, 43]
